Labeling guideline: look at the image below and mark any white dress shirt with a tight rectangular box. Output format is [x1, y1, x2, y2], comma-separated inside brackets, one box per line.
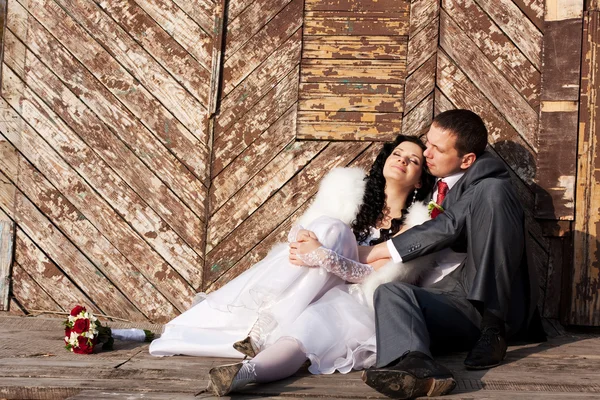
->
[386, 173, 467, 286]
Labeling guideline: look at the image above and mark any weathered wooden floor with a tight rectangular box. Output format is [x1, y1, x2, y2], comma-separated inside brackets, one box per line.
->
[0, 315, 599, 399]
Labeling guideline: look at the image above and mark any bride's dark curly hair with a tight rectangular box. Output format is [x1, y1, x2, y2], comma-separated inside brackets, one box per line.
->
[351, 134, 435, 245]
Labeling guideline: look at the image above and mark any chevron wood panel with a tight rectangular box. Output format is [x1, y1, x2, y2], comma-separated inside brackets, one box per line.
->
[440, 10, 539, 149]
[222, 0, 303, 96]
[212, 68, 300, 177]
[438, 0, 542, 151]
[92, 0, 212, 104]
[11, 263, 64, 312]
[444, 0, 541, 110]
[402, 0, 438, 137]
[297, 0, 409, 141]
[207, 145, 381, 293]
[1, 0, 213, 322]
[513, 0, 544, 30]
[13, 227, 98, 312]
[436, 51, 536, 184]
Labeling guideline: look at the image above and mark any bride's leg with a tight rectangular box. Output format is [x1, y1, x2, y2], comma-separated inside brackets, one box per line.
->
[251, 337, 307, 382]
[232, 217, 358, 358]
[208, 337, 307, 396]
[303, 216, 359, 260]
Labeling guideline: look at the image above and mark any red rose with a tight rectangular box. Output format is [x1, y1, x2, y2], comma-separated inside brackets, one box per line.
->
[73, 318, 90, 334]
[65, 327, 72, 337]
[430, 207, 442, 219]
[73, 335, 94, 354]
[70, 305, 86, 316]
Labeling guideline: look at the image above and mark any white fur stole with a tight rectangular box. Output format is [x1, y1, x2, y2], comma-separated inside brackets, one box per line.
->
[297, 166, 367, 227]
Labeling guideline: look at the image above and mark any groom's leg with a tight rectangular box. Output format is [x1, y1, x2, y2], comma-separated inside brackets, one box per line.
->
[374, 282, 480, 368]
[465, 179, 525, 324]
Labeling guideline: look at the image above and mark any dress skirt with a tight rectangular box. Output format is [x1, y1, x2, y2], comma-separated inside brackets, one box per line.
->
[149, 217, 377, 373]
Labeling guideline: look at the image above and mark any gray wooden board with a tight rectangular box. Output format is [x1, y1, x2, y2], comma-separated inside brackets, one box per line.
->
[0, 220, 14, 311]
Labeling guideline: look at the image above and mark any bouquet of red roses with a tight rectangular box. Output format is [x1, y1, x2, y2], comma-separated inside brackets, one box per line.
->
[64, 305, 154, 354]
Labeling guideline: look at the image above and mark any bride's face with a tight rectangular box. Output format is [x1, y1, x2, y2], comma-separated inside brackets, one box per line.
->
[382, 141, 424, 190]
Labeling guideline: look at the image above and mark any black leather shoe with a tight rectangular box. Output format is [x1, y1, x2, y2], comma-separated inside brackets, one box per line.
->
[362, 351, 456, 399]
[464, 327, 507, 370]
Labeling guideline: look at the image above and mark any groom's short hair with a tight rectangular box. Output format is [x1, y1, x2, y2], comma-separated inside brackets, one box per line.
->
[432, 109, 487, 157]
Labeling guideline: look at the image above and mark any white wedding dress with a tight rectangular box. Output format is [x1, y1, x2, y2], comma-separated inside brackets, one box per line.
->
[149, 216, 380, 374]
[150, 167, 436, 374]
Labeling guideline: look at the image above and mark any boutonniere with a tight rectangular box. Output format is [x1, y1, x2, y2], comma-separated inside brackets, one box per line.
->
[428, 201, 444, 219]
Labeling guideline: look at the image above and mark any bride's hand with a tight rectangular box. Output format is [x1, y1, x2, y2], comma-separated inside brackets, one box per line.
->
[289, 230, 322, 266]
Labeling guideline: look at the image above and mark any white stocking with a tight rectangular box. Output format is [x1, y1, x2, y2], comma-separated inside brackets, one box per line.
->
[248, 337, 308, 383]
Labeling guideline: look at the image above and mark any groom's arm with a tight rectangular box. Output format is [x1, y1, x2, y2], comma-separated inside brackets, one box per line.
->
[367, 188, 473, 264]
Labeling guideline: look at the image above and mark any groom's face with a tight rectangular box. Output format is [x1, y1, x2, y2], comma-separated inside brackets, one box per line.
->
[423, 124, 464, 178]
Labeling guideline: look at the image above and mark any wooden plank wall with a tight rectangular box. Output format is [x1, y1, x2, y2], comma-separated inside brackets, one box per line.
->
[572, 0, 600, 326]
[0, 0, 588, 325]
[204, 0, 386, 290]
[296, 0, 410, 140]
[0, 0, 214, 322]
[403, 0, 438, 136]
[535, 0, 583, 220]
[0, 0, 396, 321]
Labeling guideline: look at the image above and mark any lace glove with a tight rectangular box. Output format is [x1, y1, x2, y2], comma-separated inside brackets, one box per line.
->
[296, 246, 374, 283]
[287, 225, 304, 243]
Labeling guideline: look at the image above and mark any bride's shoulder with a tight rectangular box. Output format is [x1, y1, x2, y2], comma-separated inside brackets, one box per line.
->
[297, 167, 367, 227]
[320, 166, 366, 188]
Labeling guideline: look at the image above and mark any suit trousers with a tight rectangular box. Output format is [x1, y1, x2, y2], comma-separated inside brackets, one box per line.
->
[373, 265, 482, 367]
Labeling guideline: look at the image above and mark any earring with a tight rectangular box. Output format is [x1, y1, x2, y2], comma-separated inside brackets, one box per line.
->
[412, 188, 418, 204]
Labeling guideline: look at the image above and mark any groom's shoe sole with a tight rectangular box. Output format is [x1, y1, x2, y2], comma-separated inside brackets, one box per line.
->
[208, 362, 244, 396]
[362, 369, 456, 399]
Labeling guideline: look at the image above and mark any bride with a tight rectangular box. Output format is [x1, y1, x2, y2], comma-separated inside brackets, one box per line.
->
[149, 134, 435, 396]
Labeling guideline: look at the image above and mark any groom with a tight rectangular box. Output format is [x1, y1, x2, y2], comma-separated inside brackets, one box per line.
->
[363, 109, 544, 399]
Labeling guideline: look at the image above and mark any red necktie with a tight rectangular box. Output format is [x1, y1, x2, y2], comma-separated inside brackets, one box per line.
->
[436, 180, 449, 205]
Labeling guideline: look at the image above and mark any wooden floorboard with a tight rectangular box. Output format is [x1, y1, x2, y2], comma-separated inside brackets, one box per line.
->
[0, 315, 599, 399]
